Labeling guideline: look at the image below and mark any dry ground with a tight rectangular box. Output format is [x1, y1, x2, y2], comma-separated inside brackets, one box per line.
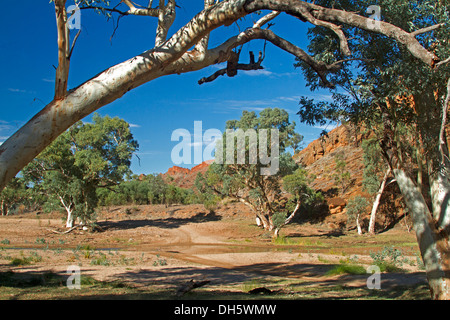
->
[0, 203, 430, 300]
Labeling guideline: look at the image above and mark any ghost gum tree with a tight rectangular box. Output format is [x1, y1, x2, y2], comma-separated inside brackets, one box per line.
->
[295, 0, 450, 300]
[0, 0, 448, 297]
[195, 108, 302, 235]
[22, 114, 138, 228]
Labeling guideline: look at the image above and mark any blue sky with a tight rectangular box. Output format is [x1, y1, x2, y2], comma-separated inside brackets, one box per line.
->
[0, 1, 337, 175]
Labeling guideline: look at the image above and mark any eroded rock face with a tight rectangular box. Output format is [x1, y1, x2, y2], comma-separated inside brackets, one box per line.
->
[294, 125, 365, 197]
[163, 160, 214, 188]
[328, 197, 347, 215]
[294, 125, 362, 167]
[166, 166, 190, 176]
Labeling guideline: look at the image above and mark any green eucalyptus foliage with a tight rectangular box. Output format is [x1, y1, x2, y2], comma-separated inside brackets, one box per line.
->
[23, 113, 138, 225]
[296, 0, 449, 156]
[346, 195, 370, 222]
[196, 108, 305, 228]
[97, 173, 198, 207]
[0, 178, 35, 215]
[283, 168, 322, 206]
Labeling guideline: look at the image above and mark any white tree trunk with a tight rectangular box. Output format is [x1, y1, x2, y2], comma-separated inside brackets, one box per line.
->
[66, 209, 74, 229]
[393, 168, 450, 300]
[59, 196, 75, 228]
[1, 200, 7, 216]
[430, 168, 450, 232]
[273, 201, 301, 238]
[0, 1, 250, 191]
[368, 167, 391, 235]
[356, 214, 362, 235]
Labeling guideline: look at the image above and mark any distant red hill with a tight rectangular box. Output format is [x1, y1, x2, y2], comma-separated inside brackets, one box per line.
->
[162, 160, 214, 189]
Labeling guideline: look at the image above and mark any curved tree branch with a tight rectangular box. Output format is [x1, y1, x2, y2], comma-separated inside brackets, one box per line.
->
[243, 0, 441, 67]
[0, 0, 444, 192]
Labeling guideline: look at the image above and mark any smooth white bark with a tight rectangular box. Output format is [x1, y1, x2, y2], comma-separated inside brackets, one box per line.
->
[274, 200, 301, 238]
[368, 167, 391, 235]
[430, 169, 450, 232]
[0, 1, 249, 191]
[59, 196, 75, 228]
[356, 214, 362, 235]
[394, 168, 450, 299]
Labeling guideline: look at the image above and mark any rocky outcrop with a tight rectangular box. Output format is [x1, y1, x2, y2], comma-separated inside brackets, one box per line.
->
[163, 160, 214, 189]
[294, 125, 366, 197]
[166, 166, 190, 176]
[294, 124, 363, 167]
[327, 197, 347, 215]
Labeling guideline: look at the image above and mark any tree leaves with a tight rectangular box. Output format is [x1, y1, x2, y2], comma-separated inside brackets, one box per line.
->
[23, 113, 138, 225]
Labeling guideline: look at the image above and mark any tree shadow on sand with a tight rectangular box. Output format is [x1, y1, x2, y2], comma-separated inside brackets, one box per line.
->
[97, 211, 222, 231]
[56, 262, 429, 300]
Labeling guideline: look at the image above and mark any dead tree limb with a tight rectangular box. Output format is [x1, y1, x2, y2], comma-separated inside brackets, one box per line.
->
[198, 50, 264, 85]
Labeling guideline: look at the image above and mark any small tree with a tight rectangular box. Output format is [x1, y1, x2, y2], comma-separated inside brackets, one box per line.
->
[147, 174, 168, 205]
[197, 108, 302, 234]
[362, 137, 394, 235]
[23, 114, 138, 228]
[0, 178, 29, 216]
[272, 168, 323, 238]
[346, 196, 370, 235]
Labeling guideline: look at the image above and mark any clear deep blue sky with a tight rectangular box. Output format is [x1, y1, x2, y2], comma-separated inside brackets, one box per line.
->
[0, 1, 336, 175]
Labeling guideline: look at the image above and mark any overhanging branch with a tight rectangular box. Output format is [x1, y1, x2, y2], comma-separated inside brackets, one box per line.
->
[197, 27, 357, 88]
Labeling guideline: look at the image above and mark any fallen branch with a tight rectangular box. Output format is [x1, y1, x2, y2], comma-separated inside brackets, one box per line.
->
[45, 225, 80, 235]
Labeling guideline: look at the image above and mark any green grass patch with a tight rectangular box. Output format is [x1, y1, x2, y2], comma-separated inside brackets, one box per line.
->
[271, 236, 299, 245]
[10, 251, 42, 266]
[326, 263, 366, 276]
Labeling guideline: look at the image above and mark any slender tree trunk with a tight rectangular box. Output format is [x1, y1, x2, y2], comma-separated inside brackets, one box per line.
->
[59, 196, 75, 228]
[66, 209, 74, 229]
[393, 168, 450, 300]
[368, 167, 391, 235]
[256, 216, 262, 227]
[273, 227, 281, 238]
[1, 200, 7, 216]
[356, 214, 362, 235]
[267, 215, 274, 231]
[432, 78, 450, 234]
[273, 201, 301, 238]
[430, 169, 450, 233]
[417, 148, 424, 193]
